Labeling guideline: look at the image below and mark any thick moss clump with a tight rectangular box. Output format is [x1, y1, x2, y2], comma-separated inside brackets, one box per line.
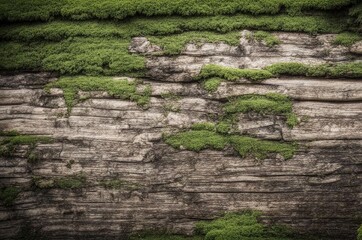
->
[195, 211, 297, 240]
[265, 62, 362, 78]
[224, 94, 298, 128]
[164, 130, 296, 160]
[0, 38, 146, 76]
[149, 31, 240, 55]
[202, 78, 223, 92]
[0, 0, 357, 22]
[333, 32, 362, 47]
[165, 130, 228, 152]
[0, 186, 21, 207]
[45, 76, 151, 113]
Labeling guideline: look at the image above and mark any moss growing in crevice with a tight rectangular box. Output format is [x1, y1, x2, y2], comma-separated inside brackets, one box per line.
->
[164, 129, 296, 160]
[33, 173, 87, 189]
[0, 186, 21, 207]
[45, 76, 152, 114]
[0, 132, 52, 161]
[198, 62, 362, 84]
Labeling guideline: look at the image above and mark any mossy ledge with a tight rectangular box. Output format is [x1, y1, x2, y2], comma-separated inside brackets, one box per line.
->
[224, 93, 299, 128]
[164, 129, 296, 160]
[198, 62, 362, 84]
[0, 131, 52, 161]
[0, 0, 358, 22]
[45, 76, 151, 114]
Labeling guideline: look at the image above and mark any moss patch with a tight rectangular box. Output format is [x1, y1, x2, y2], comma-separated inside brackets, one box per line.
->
[198, 64, 274, 82]
[358, 225, 362, 240]
[0, 0, 357, 22]
[165, 130, 296, 160]
[195, 211, 299, 240]
[224, 94, 298, 128]
[253, 31, 281, 47]
[33, 174, 87, 189]
[333, 32, 362, 47]
[202, 78, 223, 92]
[148, 31, 240, 55]
[0, 186, 21, 207]
[0, 38, 146, 76]
[265, 62, 362, 78]
[45, 76, 151, 113]
[0, 133, 52, 160]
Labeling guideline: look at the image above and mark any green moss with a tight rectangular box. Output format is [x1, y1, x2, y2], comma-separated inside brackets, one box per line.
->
[100, 179, 141, 190]
[265, 62, 362, 78]
[33, 174, 87, 189]
[202, 78, 222, 92]
[286, 113, 299, 128]
[350, 3, 362, 24]
[0, 130, 19, 136]
[358, 225, 362, 240]
[254, 31, 281, 47]
[56, 174, 86, 189]
[229, 135, 296, 160]
[132, 234, 202, 240]
[215, 121, 232, 134]
[45, 76, 151, 113]
[149, 31, 240, 55]
[264, 63, 309, 76]
[165, 130, 228, 152]
[195, 211, 298, 240]
[164, 130, 296, 160]
[0, 38, 146, 76]
[198, 65, 274, 82]
[224, 93, 293, 115]
[1, 0, 359, 22]
[0, 134, 52, 158]
[0, 186, 21, 207]
[333, 32, 362, 47]
[0, 13, 353, 43]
